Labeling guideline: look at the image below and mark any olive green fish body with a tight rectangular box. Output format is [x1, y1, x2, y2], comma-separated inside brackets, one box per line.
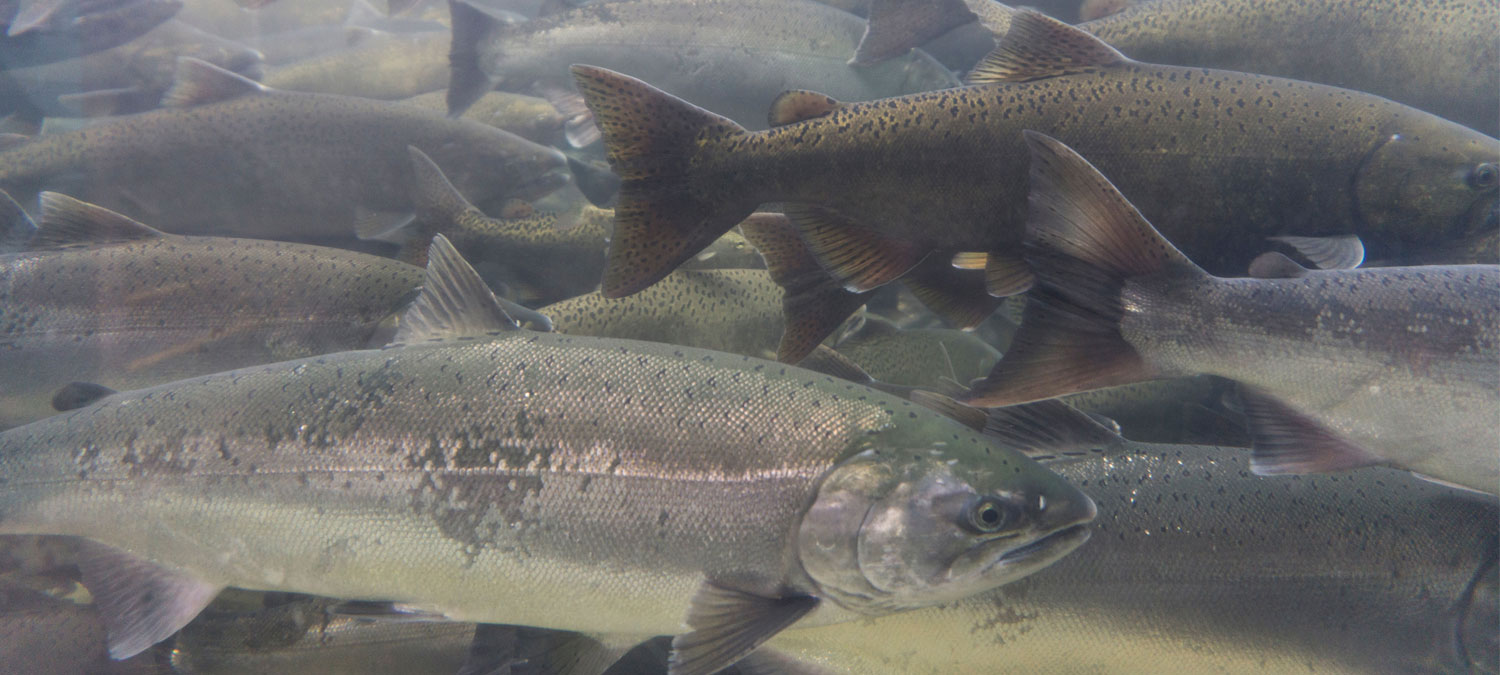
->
[261, 31, 449, 100]
[544, 269, 787, 358]
[454, 0, 959, 125]
[0, 64, 567, 240]
[574, 13, 1497, 298]
[768, 445, 1499, 674]
[832, 315, 999, 388]
[0, 331, 1089, 646]
[0, 227, 421, 428]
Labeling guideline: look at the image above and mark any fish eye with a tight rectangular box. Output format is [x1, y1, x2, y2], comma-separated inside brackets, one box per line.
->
[1471, 163, 1498, 190]
[965, 497, 1012, 533]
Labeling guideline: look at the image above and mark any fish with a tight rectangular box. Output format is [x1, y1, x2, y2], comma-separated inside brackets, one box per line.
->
[0, 190, 425, 429]
[831, 314, 999, 390]
[400, 146, 764, 306]
[0, 576, 167, 674]
[170, 597, 475, 675]
[571, 11, 1498, 305]
[259, 29, 449, 100]
[0, 19, 263, 119]
[1058, 377, 1248, 447]
[447, 0, 961, 141]
[0, 57, 569, 241]
[0, 0, 181, 69]
[403, 89, 565, 146]
[173, 0, 350, 40]
[0, 235, 1095, 674]
[968, 131, 1500, 494]
[763, 440, 1500, 674]
[859, 0, 1500, 135]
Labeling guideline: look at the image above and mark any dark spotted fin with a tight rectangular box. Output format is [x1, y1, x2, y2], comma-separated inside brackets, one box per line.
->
[739, 212, 869, 363]
[569, 65, 755, 298]
[784, 203, 924, 292]
[161, 57, 266, 107]
[394, 234, 520, 342]
[966, 10, 1127, 85]
[1268, 234, 1365, 270]
[1247, 251, 1310, 279]
[51, 382, 119, 411]
[965, 132, 1205, 407]
[768, 91, 842, 127]
[981, 399, 1127, 460]
[668, 582, 818, 675]
[447, 0, 514, 116]
[0, 189, 36, 252]
[1237, 387, 1384, 475]
[73, 539, 220, 659]
[32, 191, 167, 248]
[852, 0, 978, 65]
[902, 258, 1004, 328]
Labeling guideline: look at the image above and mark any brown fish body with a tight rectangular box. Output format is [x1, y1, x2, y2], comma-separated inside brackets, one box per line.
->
[0, 61, 567, 240]
[574, 13, 1498, 299]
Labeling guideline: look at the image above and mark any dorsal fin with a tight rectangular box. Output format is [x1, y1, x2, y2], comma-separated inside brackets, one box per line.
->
[393, 234, 519, 343]
[0, 189, 37, 251]
[965, 10, 1127, 85]
[33, 192, 167, 248]
[161, 57, 267, 108]
[768, 91, 842, 127]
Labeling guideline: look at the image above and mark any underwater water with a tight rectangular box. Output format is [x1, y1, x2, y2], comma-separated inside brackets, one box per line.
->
[0, 0, 1495, 673]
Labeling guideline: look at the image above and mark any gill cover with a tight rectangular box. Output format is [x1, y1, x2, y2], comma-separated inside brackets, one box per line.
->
[1355, 131, 1500, 258]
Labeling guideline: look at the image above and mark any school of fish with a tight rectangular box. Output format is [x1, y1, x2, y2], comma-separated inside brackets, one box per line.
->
[0, 0, 1493, 673]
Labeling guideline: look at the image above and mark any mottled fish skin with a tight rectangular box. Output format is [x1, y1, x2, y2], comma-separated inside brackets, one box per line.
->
[457, 0, 960, 126]
[573, 15, 1498, 299]
[974, 0, 1500, 135]
[768, 445, 1500, 675]
[832, 315, 998, 389]
[543, 268, 787, 359]
[0, 234, 421, 429]
[403, 89, 566, 146]
[0, 331, 1090, 638]
[261, 30, 448, 100]
[171, 598, 473, 675]
[0, 72, 568, 240]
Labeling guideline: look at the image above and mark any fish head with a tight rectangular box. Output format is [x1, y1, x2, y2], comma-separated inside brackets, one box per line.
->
[1355, 123, 1499, 263]
[797, 440, 1094, 614]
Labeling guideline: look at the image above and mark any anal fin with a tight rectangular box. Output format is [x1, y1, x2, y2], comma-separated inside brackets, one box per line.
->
[785, 204, 924, 293]
[669, 582, 818, 675]
[739, 212, 869, 363]
[74, 540, 220, 659]
[983, 249, 1034, 296]
[1237, 387, 1384, 475]
[902, 258, 1002, 329]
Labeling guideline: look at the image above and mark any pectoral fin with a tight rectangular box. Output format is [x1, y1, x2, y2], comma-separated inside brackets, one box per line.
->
[1237, 387, 1384, 475]
[1268, 234, 1365, 270]
[73, 540, 220, 659]
[785, 204, 924, 293]
[668, 582, 818, 675]
[1247, 251, 1310, 279]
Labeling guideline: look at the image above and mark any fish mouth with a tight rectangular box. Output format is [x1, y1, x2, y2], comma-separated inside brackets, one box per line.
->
[996, 524, 1091, 566]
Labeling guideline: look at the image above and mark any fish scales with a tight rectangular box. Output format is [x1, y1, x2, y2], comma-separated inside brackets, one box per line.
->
[0, 232, 421, 428]
[0, 331, 1061, 636]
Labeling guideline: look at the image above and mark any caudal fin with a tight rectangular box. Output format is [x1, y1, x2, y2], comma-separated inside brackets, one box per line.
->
[570, 65, 755, 298]
[964, 131, 1206, 407]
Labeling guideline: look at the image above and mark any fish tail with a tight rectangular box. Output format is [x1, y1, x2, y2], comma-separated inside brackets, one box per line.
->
[739, 212, 868, 364]
[964, 131, 1206, 407]
[447, 0, 505, 117]
[570, 65, 755, 298]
